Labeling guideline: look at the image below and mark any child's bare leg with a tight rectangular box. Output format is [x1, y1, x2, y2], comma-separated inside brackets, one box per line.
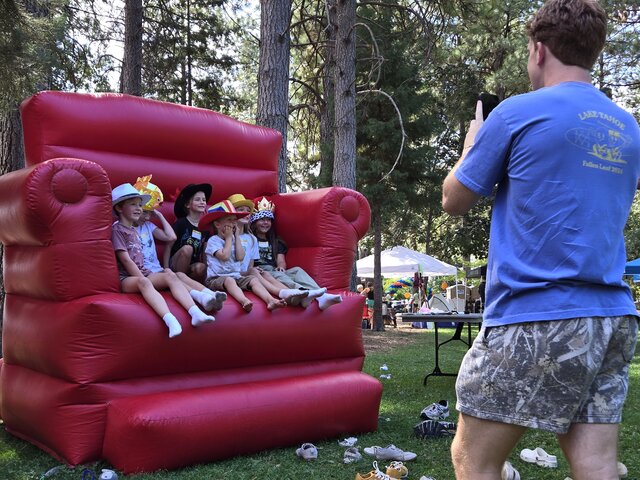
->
[249, 268, 288, 290]
[188, 262, 206, 282]
[224, 277, 253, 312]
[149, 272, 215, 327]
[248, 277, 286, 311]
[121, 276, 182, 337]
[170, 245, 193, 274]
[175, 271, 227, 312]
[248, 269, 307, 304]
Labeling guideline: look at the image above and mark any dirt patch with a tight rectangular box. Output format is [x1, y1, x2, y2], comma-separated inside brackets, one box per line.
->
[362, 324, 425, 353]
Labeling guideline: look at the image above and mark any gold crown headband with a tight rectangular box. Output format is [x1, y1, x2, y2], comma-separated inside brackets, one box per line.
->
[133, 174, 164, 210]
[250, 197, 276, 222]
[255, 197, 275, 213]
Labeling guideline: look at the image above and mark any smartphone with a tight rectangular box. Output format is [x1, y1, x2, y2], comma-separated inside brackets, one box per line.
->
[478, 92, 500, 120]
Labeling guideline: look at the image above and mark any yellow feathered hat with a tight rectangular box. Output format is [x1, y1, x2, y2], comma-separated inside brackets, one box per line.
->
[133, 175, 164, 211]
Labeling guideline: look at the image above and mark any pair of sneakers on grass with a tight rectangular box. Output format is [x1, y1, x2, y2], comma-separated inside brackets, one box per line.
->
[414, 399, 456, 439]
[356, 460, 434, 480]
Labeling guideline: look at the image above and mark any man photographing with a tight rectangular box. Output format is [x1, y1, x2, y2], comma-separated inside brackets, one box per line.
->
[442, 1, 640, 479]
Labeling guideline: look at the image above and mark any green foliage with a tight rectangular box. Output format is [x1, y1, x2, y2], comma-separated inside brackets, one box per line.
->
[0, 0, 65, 111]
[142, 0, 243, 111]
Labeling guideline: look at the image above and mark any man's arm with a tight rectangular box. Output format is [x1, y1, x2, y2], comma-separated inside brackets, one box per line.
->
[442, 100, 483, 216]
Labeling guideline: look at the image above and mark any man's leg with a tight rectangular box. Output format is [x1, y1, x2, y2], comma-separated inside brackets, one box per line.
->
[557, 423, 619, 480]
[451, 412, 526, 480]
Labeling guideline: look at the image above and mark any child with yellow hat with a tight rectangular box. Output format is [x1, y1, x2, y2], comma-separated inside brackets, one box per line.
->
[133, 176, 227, 313]
[111, 182, 216, 338]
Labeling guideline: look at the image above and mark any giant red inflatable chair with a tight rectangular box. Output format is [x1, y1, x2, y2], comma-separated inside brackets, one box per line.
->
[0, 91, 382, 473]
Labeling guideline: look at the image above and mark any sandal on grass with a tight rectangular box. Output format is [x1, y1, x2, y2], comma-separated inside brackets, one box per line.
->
[519, 447, 557, 468]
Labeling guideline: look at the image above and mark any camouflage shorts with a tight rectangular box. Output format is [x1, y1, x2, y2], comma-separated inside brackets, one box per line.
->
[455, 316, 638, 434]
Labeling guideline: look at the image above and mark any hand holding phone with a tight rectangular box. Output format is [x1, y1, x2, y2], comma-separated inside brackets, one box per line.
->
[478, 92, 500, 120]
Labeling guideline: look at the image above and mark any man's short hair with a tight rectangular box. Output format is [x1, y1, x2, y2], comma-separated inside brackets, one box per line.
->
[527, 0, 607, 70]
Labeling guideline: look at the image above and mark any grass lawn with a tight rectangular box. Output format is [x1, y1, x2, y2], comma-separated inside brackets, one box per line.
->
[1, 325, 638, 479]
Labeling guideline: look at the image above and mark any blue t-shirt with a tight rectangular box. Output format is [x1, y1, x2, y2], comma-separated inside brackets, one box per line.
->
[456, 82, 640, 326]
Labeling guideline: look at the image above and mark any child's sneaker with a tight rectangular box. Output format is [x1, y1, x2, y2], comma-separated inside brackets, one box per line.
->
[420, 400, 449, 420]
[414, 420, 457, 439]
[386, 461, 409, 479]
[343, 447, 362, 464]
[295, 442, 318, 461]
[355, 461, 394, 480]
[501, 461, 520, 480]
[363, 444, 417, 461]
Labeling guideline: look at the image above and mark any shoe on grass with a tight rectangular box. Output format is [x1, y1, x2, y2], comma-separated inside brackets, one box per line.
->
[618, 461, 628, 478]
[519, 447, 557, 468]
[420, 400, 449, 420]
[343, 447, 362, 464]
[414, 420, 457, 439]
[355, 461, 394, 480]
[363, 444, 417, 462]
[386, 461, 408, 479]
[295, 443, 318, 461]
[501, 461, 521, 480]
[339, 436, 358, 447]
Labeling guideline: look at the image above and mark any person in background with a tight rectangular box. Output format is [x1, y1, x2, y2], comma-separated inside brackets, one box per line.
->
[442, 1, 640, 479]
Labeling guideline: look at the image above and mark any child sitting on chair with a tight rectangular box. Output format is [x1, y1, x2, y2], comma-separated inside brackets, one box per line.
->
[249, 197, 342, 310]
[133, 175, 227, 313]
[228, 193, 309, 306]
[199, 200, 288, 312]
[165, 183, 212, 282]
[111, 183, 215, 338]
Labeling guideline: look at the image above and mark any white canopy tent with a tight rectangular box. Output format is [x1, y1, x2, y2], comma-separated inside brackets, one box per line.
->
[356, 246, 457, 278]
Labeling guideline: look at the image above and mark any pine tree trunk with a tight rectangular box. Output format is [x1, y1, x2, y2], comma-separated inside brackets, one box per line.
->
[318, 6, 336, 188]
[120, 0, 143, 96]
[331, 0, 356, 190]
[257, 0, 292, 193]
[373, 203, 384, 331]
[0, 107, 25, 355]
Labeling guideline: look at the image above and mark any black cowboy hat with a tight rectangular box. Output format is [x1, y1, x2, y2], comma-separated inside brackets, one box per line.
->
[173, 183, 213, 218]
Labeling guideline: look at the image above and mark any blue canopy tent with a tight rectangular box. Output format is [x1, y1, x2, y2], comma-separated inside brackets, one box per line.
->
[624, 258, 640, 275]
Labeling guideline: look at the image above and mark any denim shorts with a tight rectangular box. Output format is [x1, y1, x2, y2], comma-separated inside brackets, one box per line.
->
[455, 316, 638, 434]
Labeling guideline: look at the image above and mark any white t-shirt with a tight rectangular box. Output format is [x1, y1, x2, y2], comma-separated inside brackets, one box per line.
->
[205, 235, 242, 278]
[239, 233, 260, 273]
[135, 222, 163, 273]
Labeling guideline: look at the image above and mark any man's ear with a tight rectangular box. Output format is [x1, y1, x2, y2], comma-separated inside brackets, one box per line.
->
[535, 41, 546, 65]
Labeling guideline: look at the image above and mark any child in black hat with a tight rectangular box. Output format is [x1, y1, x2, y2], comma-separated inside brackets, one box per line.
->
[165, 183, 212, 282]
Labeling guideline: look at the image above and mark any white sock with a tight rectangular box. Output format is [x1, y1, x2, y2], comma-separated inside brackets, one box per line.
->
[306, 287, 327, 299]
[278, 288, 309, 301]
[189, 305, 215, 327]
[301, 287, 327, 307]
[191, 289, 223, 312]
[162, 313, 183, 338]
[317, 293, 342, 311]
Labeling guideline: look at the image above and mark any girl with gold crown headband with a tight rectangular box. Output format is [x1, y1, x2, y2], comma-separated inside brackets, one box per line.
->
[249, 197, 343, 310]
[133, 176, 227, 314]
